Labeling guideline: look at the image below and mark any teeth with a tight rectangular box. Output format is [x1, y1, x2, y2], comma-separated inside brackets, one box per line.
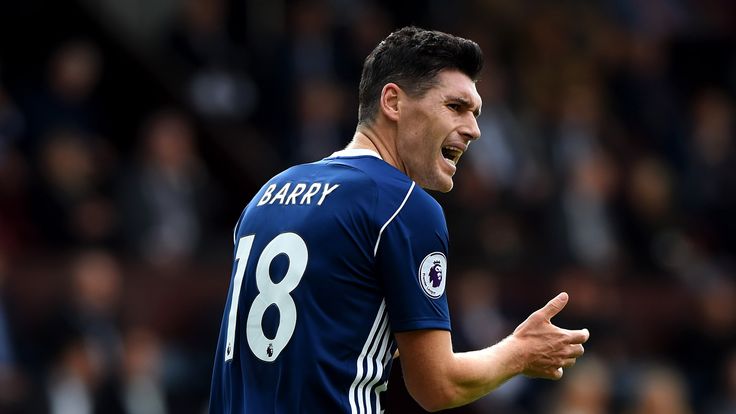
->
[442, 146, 463, 165]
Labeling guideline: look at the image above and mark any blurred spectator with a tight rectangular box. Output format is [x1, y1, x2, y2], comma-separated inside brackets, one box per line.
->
[623, 363, 694, 414]
[294, 78, 348, 162]
[450, 268, 525, 413]
[286, 0, 338, 83]
[466, 63, 528, 194]
[607, 32, 684, 158]
[683, 89, 736, 252]
[559, 149, 620, 269]
[616, 156, 678, 273]
[337, 2, 393, 84]
[0, 83, 25, 154]
[0, 253, 28, 413]
[549, 356, 613, 414]
[121, 327, 167, 414]
[0, 147, 33, 257]
[707, 349, 736, 414]
[43, 249, 126, 414]
[165, 0, 257, 121]
[451, 268, 508, 351]
[118, 109, 218, 266]
[673, 274, 736, 408]
[65, 249, 125, 374]
[21, 39, 103, 151]
[30, 128, 118, 248]
[0, 82, 33, 257]
[46, 337, 106, 414]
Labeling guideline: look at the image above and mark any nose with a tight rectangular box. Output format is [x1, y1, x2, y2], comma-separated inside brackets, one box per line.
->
[460, 115, 481, 142]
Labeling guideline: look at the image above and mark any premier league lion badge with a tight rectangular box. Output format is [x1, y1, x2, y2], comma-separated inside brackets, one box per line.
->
[419, 252, 447, 299]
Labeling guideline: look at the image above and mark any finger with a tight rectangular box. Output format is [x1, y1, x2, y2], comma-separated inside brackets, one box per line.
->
[561, 358, 577, 368]
[553, 367, 564, 380]
[561, 328, 590, 344]
[538, 292, 569, 321]
[564, 343, 585, 358]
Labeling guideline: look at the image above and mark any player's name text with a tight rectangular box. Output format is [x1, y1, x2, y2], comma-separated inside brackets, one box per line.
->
[256, 182, 340, 206]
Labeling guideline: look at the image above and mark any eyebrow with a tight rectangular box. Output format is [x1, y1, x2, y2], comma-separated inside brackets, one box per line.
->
[448, 96, 482, 118]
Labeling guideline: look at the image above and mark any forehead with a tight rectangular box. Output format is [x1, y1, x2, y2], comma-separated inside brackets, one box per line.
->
[432, 70, 482, 107]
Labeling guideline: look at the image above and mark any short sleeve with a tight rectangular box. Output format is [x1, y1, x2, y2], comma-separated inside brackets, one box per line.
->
[374, 189, 451, 333]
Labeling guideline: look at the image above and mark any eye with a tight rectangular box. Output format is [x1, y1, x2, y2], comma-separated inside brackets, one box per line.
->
[447, 103, 461, 111]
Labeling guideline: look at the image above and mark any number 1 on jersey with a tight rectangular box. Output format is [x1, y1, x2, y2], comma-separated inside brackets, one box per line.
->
[225, 232, 308, 363]
[225, 234, 254, 361]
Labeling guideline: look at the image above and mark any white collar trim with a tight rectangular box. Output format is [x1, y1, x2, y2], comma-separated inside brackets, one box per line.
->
[328, 148, 382, 160]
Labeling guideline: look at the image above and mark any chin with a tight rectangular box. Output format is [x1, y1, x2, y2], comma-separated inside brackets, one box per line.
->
[421, 178, 454, 193]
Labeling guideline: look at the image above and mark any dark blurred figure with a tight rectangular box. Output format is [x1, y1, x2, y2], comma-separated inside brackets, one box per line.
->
[293, 78, 348, 162]
[0, 81, 32, 257]
[165, 0, 257, 121]
[623, 363, 694, 414]
[465, 62, 528, 197]
[449, 268, 525, 413]
[549, 356, 613, 414]
[672, 274, 736, 410]
[558, 149, 620, 269]
[21, 39, 103, 151]
[118, 109, 219, 266]
[30, 128, 118, 248]
[120, 326, 167, 414]
[615, 156, 678, 274]
[44, 249, 126, 414]
[0, 82, 25, 154]
[707, 349, 736, 414]
[277, 0, 346, 163]
[606, 29, 685, 159]
[0, 254, 29, 413]
[0, 149, 33, 257]
[46, 336, 109, 414]
[682, 89, 736, 253]
[65, 249, 124, 373]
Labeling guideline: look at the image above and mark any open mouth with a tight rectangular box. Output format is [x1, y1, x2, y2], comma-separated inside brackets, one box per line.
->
[441, 146, 463, 166]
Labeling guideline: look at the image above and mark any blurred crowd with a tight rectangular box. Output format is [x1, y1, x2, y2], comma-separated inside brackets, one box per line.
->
[0, 0, 735, 413]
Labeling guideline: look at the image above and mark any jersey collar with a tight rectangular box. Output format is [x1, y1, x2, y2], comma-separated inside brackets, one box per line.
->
[327, 149, 382, 160]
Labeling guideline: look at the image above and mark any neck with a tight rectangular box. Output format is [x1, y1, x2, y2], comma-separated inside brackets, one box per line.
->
[347, 124, 404, 173]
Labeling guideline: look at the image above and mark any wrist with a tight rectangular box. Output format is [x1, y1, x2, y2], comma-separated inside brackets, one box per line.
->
[491, 335, 526, 378]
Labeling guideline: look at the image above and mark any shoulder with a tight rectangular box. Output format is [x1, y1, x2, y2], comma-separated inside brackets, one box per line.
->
[397, 185, 447, 231]
[407, 186, 444, 214]
[318, 154, 443, 221]
[318, 153, 415, 204]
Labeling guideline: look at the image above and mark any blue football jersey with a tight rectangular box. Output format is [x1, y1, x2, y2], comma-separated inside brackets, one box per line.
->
[209, 149, 451, 413]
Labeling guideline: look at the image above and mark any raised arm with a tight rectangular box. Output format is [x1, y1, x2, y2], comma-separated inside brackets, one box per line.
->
[394, 292, 589, 412]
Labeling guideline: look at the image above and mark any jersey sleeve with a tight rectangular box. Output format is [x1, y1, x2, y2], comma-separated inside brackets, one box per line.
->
[374, 187, 451, 333]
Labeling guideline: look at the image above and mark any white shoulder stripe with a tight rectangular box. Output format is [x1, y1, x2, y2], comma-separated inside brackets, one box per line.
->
[373, 182, 415, 257]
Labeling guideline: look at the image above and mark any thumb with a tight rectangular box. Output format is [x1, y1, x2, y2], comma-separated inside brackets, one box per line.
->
[538, 292, 569, 321]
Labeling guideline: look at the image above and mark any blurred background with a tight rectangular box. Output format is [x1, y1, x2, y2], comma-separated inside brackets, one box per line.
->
[0, 0, 734, 413]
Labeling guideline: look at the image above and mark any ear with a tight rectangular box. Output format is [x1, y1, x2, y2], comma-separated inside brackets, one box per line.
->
[379, 83, 401, 122]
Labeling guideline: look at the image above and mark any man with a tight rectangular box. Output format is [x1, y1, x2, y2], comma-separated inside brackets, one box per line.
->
[209, 26, 589, 413]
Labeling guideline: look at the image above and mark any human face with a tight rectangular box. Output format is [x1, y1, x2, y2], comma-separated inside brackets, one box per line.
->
[395, 70, 482, 192]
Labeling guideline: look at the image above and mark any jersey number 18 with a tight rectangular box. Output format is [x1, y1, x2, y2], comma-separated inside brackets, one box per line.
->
[225, 232, 308, 362]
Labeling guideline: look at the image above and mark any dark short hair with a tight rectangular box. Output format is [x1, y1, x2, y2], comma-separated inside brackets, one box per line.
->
[357, 26, 483, 126]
